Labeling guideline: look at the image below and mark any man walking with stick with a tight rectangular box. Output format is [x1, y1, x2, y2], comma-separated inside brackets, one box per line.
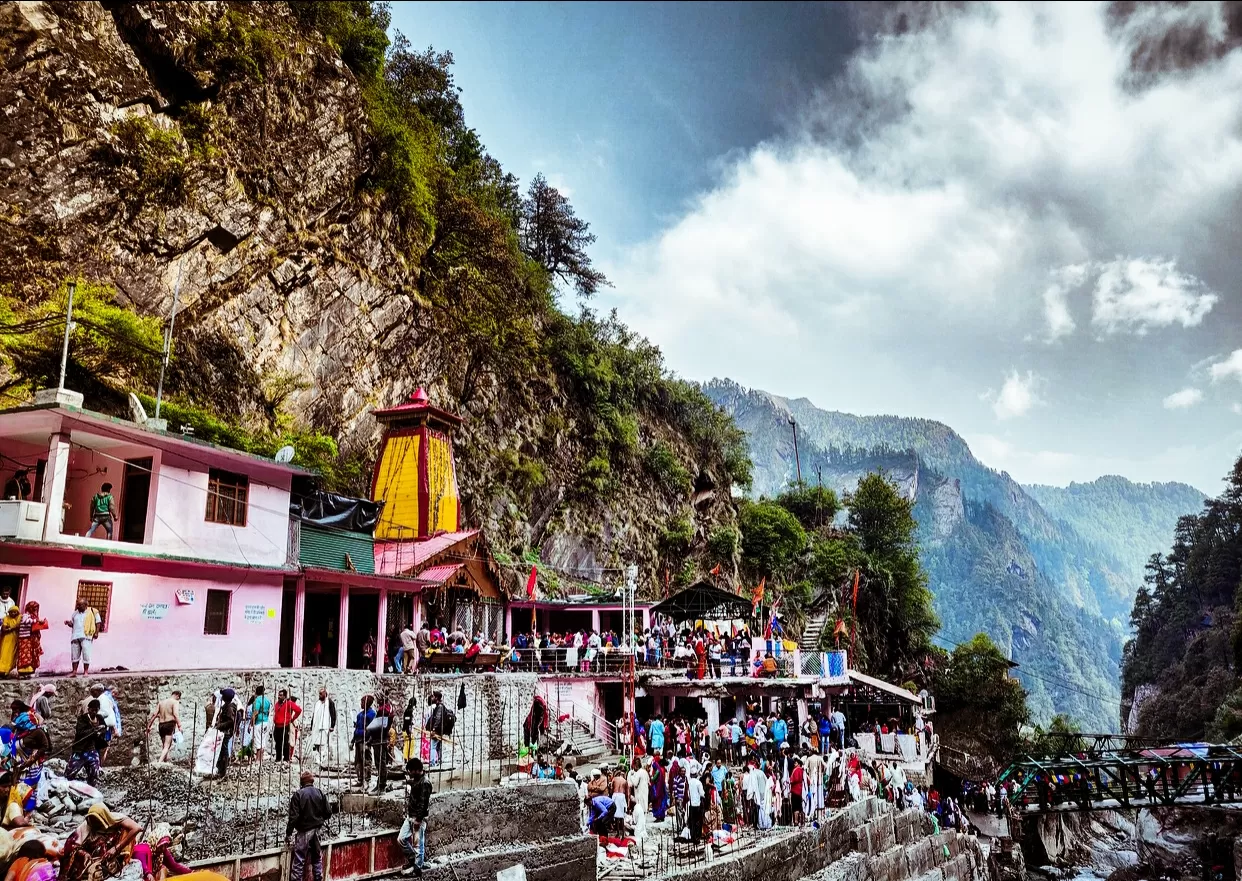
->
[287, 770, 331, 881]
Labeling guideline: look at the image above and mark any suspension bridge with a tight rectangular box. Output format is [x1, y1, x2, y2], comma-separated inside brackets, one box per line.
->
[997, 733, 1242, 814]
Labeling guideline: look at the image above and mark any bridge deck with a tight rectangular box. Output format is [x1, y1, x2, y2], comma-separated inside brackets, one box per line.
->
[998, 738, 1242, 814]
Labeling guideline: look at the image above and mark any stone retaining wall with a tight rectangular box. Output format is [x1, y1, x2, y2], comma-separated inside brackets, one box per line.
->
[668, 799, 986, 881]
[0, 669, 538, 767]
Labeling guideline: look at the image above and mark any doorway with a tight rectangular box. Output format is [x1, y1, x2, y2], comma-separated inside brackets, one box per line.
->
[346, 592, 379, 670]
[302, 591, 340, 667]
[120, 458, 152, 543]
[278, 585, 296, 668]
[0, 574, 25, 608]
[599, 682, 624, 725]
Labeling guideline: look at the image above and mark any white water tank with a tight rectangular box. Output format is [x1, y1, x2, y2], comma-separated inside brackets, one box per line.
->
[0, 500, 47, 540]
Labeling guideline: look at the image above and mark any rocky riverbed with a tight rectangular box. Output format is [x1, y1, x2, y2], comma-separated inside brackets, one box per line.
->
[1023, 808, 1242, 881]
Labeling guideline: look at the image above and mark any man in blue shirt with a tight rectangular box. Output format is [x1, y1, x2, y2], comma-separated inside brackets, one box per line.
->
[711, 758, 727, 793]
[770, 714, 788, 747]
[649, 716, 665, 755]
[730, 719, 742, 763]
[587, 794, 616, 836]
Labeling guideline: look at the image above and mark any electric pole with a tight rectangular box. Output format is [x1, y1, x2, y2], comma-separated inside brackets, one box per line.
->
[789, 416, 802, 485]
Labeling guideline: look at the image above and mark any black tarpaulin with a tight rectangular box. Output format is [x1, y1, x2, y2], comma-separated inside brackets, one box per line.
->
[650, 581, 753, 623]
[293, 490, 384, 534]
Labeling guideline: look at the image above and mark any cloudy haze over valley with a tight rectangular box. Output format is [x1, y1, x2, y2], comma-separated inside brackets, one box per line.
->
[399, 1, 1242, 491]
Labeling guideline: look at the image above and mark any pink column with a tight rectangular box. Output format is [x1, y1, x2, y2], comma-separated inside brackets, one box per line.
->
[505, 605, 513, 641]
[375, 588, 388, 674]
[590, 609, 601, 633]
[337, 583, 350, 668]
[291, 577, 306, 668]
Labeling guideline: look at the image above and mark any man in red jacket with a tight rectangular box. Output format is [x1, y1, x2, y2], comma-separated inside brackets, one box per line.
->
[273, 689, 302, 763]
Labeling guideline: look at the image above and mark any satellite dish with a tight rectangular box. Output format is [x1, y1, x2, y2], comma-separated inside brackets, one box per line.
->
[275, 445, 296, 464]
[128, 393, 148, 425]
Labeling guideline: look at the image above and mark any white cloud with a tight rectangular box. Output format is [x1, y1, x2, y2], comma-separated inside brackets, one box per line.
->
[1210, 349, 1242, 383]
[1232, 402, 1242, 416]
[1090, 258, 1218, 335]
[1163, 387, 1204, 409]
[612, 3, 1242, 372]
[989, 370, 1043, 420]
[602, 2, 1242, 490]
[1042, 265, 1086, 341]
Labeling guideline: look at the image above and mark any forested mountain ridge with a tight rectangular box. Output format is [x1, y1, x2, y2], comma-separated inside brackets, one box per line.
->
[1025, 478, 1207, 590]
[1122, 460, 1242, 741]
[705, 379, 1204, 730]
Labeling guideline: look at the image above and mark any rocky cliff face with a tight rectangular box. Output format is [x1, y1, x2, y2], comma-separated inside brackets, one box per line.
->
[0, 1, 738, 594]
[705, 378, 1130, 729]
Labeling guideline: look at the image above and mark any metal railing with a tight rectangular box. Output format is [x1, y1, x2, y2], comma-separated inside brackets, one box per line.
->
[82, 673, 543, 861]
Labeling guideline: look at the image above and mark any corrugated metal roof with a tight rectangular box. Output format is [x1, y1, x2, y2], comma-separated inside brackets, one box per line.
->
[413, 563, 461, 584]
[847, 670, 921, 704]
[373, 529, 479, 576]
[299, 524, 375, 574]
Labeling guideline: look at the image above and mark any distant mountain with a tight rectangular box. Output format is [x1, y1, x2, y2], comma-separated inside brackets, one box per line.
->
[1024, 478, 1207, 588]
[704, 379, 1204, 730]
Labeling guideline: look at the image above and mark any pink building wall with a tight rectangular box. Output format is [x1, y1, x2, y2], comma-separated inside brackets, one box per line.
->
[46, 451, 292, 569]
[0, 562, 283, 673]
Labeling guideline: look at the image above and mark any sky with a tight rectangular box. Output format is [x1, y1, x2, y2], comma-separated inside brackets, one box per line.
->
[391, 1, 1242, 493]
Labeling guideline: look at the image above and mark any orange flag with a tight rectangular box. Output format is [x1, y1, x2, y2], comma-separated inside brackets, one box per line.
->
[710, 563, 722, 576]
[751, 577, 766, 614]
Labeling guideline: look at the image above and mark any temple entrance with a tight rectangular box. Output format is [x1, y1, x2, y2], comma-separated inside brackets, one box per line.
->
[599, 682, 624, 724]
[346, 591, 379, 670]
[302, 590, 340, 667]
[546, 609, 591, 634]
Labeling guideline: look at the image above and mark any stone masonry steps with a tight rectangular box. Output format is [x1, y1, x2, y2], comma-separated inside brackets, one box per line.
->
[800, 611, 829, 652]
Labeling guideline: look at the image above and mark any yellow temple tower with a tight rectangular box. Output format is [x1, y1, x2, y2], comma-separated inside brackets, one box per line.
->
[370, 388, 462, 540]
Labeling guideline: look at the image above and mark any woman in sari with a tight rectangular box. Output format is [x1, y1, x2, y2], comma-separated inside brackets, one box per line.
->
[60, 804, 142, 881]
[721, 770, 739, 824]
[0, 607, 19, 677]
[132, 822, 191, 881]
[694, 636, 707, 680]
[650, 758, 669, 821]
[13, 605, 45, 678]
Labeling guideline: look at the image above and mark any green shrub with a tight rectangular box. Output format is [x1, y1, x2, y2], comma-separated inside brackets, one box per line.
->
[195, 8, 287, 82]
[102, 117, 189, 207]
[645, 441, 691, 495]
[662, 514, 694, 549]
[707, 526, 740, 562]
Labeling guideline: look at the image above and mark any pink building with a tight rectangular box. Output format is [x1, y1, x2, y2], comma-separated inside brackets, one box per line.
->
[0, 401, 299, 672]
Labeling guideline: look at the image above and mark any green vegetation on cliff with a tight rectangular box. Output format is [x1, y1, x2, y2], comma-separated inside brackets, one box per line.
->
[1122, 458, 1242, 740]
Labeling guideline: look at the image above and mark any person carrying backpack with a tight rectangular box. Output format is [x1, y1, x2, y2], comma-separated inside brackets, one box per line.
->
[423, 691, 455, 766]
[83, 482, 117, 540]
[215, 688, 239, 778]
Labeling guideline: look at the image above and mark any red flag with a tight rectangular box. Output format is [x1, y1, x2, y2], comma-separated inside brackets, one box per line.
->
[851, 569, 860, 607]
[525, 565, 538, 599]
[710, 563, 722, 576]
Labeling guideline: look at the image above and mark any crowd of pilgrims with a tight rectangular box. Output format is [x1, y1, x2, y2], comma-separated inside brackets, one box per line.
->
[392, 618, 788, 677]
[521, 706, 975, 847]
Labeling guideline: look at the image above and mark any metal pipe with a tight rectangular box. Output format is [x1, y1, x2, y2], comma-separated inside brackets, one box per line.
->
[155, 257, 184, 419]
[57, 281, 76, 392]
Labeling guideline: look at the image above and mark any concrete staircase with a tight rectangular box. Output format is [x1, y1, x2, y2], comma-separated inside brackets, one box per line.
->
[800, 610, 829, 652]
[550, 718, 616, 764]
